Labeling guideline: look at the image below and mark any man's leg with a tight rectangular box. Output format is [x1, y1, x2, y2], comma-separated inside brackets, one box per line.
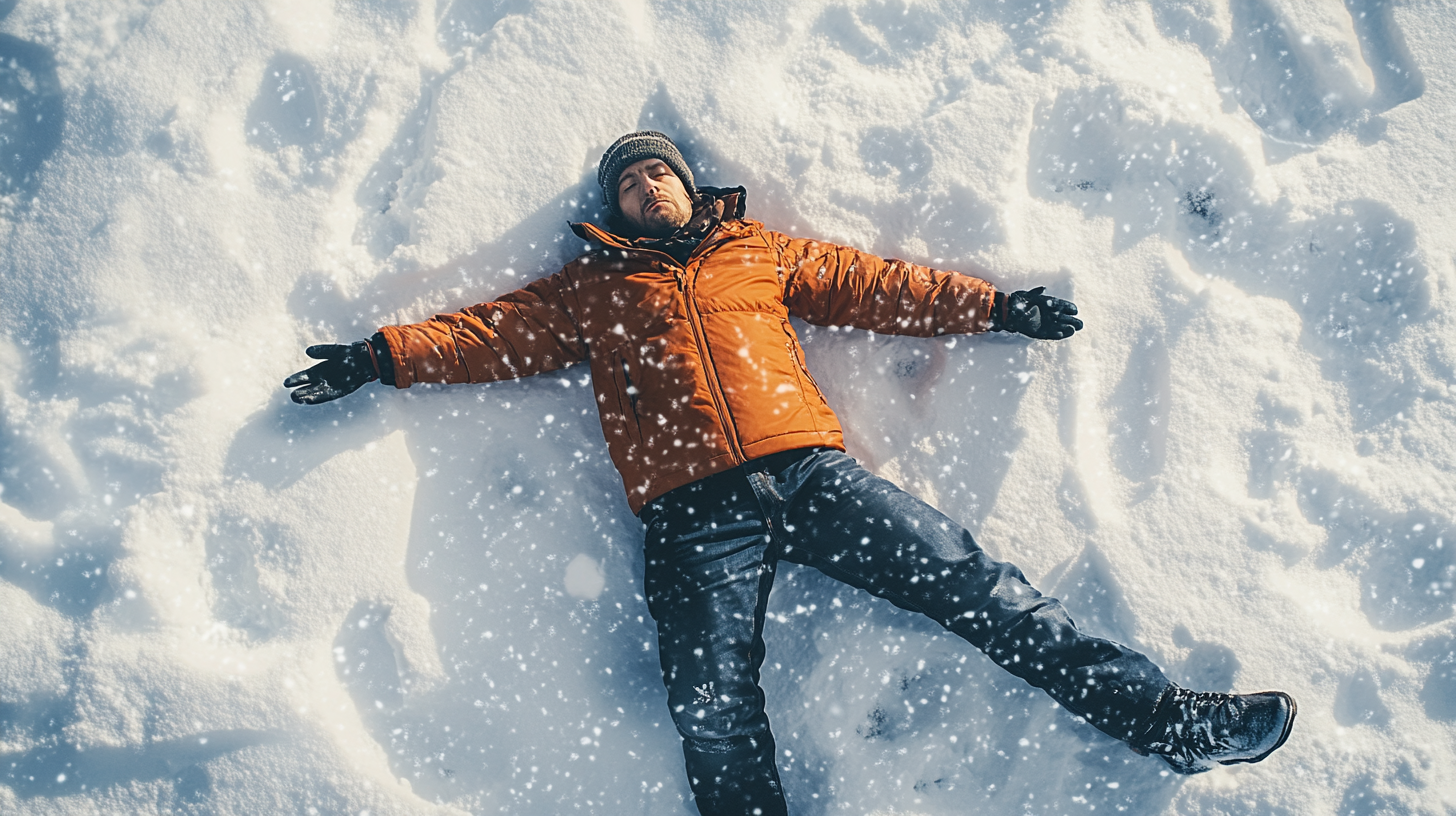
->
[641, 472, 787, 816]
[757, 449, 1170, 743]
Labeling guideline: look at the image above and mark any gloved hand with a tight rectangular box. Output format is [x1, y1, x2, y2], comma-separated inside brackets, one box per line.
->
[284, 341, 379, 404]
[992, 287, 1083, 339]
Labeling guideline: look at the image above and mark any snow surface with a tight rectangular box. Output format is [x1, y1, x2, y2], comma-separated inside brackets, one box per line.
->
[1, 0, 1454, 813]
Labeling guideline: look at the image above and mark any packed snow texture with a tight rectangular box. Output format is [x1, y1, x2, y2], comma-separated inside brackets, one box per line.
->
[1, 0, 1453, 813]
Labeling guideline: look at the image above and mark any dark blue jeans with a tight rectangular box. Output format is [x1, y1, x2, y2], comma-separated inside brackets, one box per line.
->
[639, 449, 1171, 816]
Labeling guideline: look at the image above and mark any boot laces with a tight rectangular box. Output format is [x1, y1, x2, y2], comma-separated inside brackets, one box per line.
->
[1146, 689, 1234, 762]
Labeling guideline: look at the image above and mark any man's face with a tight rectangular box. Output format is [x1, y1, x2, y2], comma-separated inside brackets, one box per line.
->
[616, 158, 693, 238]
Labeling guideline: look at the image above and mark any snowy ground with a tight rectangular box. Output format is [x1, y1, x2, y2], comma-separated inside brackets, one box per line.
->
[2, 0, 1454, 813]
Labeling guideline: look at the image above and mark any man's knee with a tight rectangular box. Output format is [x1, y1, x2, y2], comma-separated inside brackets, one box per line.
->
[665, 674, 770, 742]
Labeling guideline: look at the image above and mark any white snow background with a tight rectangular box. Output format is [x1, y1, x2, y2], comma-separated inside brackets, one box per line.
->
[1, 0, 1453, 813]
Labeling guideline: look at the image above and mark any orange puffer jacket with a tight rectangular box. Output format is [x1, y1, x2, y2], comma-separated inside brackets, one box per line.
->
[377, 191, 997, 513]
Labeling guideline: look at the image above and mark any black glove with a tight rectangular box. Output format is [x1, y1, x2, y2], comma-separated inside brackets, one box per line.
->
[991, 286, 1083, 339]
[284, 340, 380, 404]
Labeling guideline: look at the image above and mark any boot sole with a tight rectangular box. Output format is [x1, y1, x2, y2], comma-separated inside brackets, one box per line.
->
[1219, 691, 1297, 767]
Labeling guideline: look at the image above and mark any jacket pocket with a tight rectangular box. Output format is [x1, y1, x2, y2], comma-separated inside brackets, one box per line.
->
[610, 350, 644, 447]
[782, 321, 827, 406]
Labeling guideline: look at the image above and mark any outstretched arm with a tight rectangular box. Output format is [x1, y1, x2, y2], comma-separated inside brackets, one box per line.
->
[375, 272, 586, 388]
[773, 233, 996, 336]
[771, 232, 1080, 340]
[285, 273, 586, 405]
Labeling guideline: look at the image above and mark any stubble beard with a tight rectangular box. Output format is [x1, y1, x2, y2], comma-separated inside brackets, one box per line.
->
[636, 198, 690, 238]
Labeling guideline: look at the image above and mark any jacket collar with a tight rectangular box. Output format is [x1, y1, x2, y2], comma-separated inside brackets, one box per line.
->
[570, 186, 747, 253]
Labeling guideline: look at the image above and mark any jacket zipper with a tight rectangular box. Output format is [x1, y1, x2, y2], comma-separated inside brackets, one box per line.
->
[677, 260, 746, 463]
[592, 226, 744, 462]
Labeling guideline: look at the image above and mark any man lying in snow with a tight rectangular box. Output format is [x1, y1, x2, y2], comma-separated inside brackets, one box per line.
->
[286, 131, 1296, 815]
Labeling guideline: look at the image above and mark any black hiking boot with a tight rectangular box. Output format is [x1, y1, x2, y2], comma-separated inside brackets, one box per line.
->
[1132, 686, 1297, 774]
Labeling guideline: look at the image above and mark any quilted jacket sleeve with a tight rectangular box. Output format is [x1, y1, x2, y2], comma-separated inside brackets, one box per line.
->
[376, 272, 586, 388]
[771, 232, 997, 337]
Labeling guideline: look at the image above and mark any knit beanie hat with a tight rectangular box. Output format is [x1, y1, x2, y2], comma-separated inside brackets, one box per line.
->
[598, 131, 696, 216]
